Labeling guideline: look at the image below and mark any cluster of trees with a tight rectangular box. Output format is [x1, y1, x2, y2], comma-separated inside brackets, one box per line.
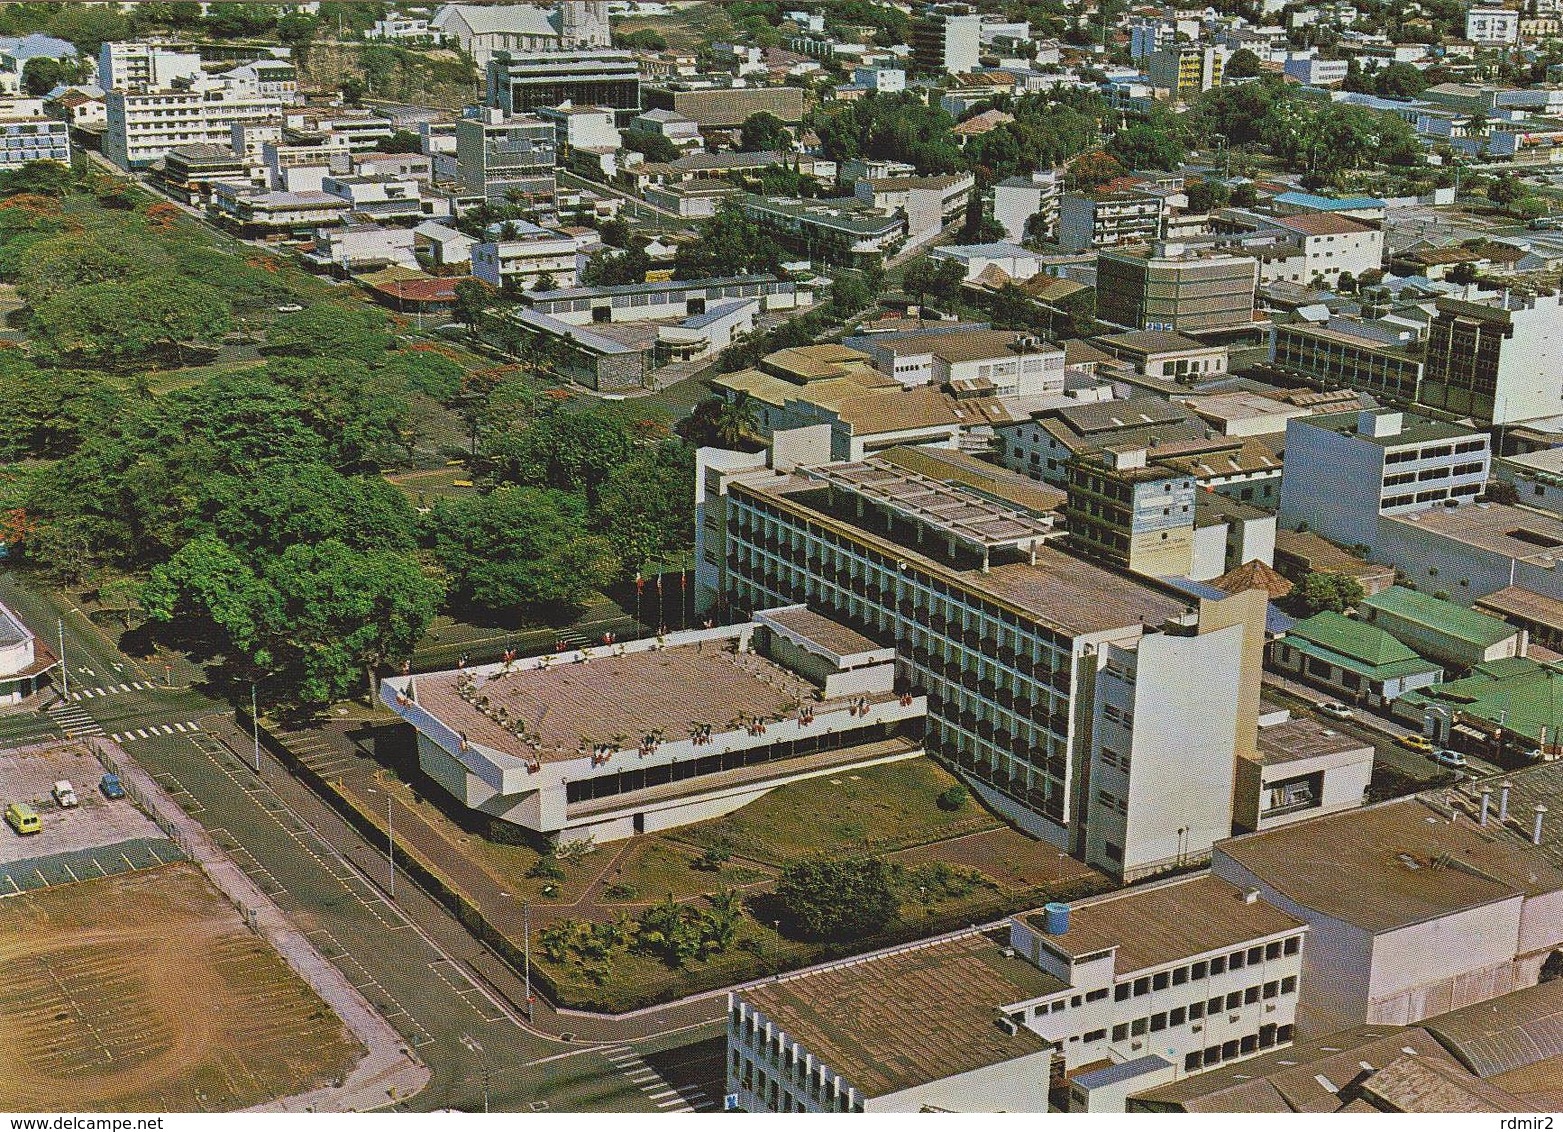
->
[724, 1, 908, 48]
[805, 93, 965, 175]
[672, 205, 784, 280]
[964, 89, 1108, 184]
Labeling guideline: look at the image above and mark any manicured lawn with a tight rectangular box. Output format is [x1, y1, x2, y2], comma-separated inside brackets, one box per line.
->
[668, 757, 1001, 860]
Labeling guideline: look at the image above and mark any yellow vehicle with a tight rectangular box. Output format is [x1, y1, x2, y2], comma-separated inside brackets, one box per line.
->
[1395, 733, 1434, 753]
[4, 802, 40, 835]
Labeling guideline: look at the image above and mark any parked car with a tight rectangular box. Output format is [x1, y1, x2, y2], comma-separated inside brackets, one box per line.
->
[1318, 701, 1354, 720]
[1430, 748, 1468, 769]
[5, 801, 40, 834]
[1395, 733, 1434, 753]
[51, 780, 78, 808]
[275, 303, 305, 313]
[99, 773, 125, 800]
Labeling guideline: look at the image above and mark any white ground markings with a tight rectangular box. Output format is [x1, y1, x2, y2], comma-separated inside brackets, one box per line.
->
[69, 681, 159, 701]
[600, 1045, 706, 1112]
[109, 721, 201, 742]
[45, 701, 105, 737]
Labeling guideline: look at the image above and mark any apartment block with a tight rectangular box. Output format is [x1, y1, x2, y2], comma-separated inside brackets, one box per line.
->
[0, 115, 68, 170]
[912, 4, 983, 74]
[1418, 291, 1563, 426]
[1265, 213, 1384, 288]
[98, 40, 202, 91]
[1064, 446, 1197, 578]
[858, 328, 1066, 395]
[105, 82, 289, 169]
[698, 441, 1267, 881]
[1278, 409, 1491, 551]
[994, 170, 1061, 243]
[727, 875, 1306, 1113]
[1096, 243, 1258, 335]
[454, 108, 557, 205]
[470, 221, 585, 290]
[1057, 191, 1164, 253]
[1466, 1, 1520, 42]
[1145, 44, 1230, 100]
[732, 192, 907, 267]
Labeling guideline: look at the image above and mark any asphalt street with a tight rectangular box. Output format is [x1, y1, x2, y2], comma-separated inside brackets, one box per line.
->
[0, 572, 724, 1113]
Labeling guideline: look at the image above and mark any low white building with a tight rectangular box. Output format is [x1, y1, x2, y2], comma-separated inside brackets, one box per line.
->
[861, 328, 1066, 397]
[1233, 709, 1374, 833]
[930, 240, 1047, 283]
[209, 183, 351, 232]
[1214, 777, 1563, 1030]
[470, 222, 585, 291]
[729, 875, 1307, 1113]
[0, 601, 56, 705]
[302, 223, 418, 274]
[380, 610, 927, 843]
[1265, 213, 1384, 288]
[994, 169, 1060, 243]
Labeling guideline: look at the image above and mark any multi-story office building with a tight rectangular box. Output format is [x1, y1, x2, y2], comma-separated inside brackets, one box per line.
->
[454, 108, 557, 205]
[1266, 213, 1384, 288]
[1057, 191, 1163, 253]
[1065, 446, 1197, 578]
[1096, 243, 1259, 335]
[485, 50, 641, 120]
[0, 115, 68, 170]
[1278, 409, 1491, 551]
[1417, 291, 1563, 426]
[105, 80, 289, 169]
[994, 169, 1060, 243]
[98, 40, 203, 91]
[1145, 44, 1229, 100]
[698, 438, 1268, 881]
[1270, 317, 1424, 403]
[858, 328, 1066, 395]
[728, 875, 1306, 1112]
[912, 4, 983, 75]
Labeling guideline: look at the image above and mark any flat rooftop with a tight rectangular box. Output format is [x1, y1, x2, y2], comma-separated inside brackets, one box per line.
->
[742, 929, 1062, 1099]
[757, 604, 882, 662]
[1306, 409, 1483, 449]
[744, 474, 1189, 638]
[413, 640, 822, 762]
[1388, 501, 1563, 564]
[1253, 714, 1371, 767]
[807, 459, 1056, 553]
[1475, 584, 1563, 629]
[1027, 875, 1304, 974]
[1216, 795, 1563, 934]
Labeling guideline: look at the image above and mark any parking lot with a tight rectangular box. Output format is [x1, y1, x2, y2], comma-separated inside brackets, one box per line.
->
[0, 741, 161, 864]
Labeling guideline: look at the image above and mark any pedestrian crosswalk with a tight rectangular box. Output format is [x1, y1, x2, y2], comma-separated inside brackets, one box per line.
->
[601, 1045, 706, 1113]
[68, 681, 159, 702]
[109, 722, 201, 743]
[45, 701, 105, 738]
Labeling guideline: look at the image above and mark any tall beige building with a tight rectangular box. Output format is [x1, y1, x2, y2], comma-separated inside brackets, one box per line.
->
[1096, 242, 1259, 335]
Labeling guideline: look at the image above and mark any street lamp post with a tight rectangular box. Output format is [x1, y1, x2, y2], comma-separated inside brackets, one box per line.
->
[251, 682, 261, 775]
[523, 900, 532, 1021]
[57, 618, 67, 700]
[387, 791, 395, 901]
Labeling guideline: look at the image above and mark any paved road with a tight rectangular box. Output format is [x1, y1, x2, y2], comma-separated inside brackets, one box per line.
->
[1262, 672, 1503, 782]
[0, 572, 724, 1113]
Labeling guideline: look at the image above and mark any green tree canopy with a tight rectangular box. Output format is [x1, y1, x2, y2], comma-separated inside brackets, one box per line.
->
[265, 303, 391, 364]
[738, 111, 790, 153]
[424, 487, 620, 611]
[672, 205, 783, 280]
[777, 856, 900, 940]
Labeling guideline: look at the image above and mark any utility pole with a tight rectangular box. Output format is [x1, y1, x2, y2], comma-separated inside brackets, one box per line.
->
[57, 618, 67, 699]
[524, 901, 532, 1021]
[387, 792, 395, 901]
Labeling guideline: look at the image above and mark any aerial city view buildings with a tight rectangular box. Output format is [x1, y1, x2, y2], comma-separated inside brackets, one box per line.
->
[4, 0, 1563, 1122]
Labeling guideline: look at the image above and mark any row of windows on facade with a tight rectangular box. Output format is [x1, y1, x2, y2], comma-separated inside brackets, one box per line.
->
[1381, 482, 1481, 509]
[1382, 438, 1487, 464]
[1109, 936, 1303, 1002]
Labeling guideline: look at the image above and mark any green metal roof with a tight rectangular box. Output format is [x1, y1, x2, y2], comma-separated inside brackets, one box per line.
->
[1286, 611, 1442, 680]
[1361, 586, 1518, 649]
[1399, 657, 1563, 745]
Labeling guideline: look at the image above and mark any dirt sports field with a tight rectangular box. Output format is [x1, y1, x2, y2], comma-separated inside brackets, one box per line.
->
[0, 861, 361, 1112]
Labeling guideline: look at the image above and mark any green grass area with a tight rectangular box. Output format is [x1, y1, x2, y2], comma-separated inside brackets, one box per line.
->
[383, 465, 480, 504]
[668, 757, 1001, 860]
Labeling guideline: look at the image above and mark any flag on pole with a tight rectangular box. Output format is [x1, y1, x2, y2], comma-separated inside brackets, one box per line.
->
[635, 571, 644, 592]
[656, 574, 663, 593]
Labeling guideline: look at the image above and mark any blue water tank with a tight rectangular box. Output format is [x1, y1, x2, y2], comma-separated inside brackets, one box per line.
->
[1043, 901, 1070, 935]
